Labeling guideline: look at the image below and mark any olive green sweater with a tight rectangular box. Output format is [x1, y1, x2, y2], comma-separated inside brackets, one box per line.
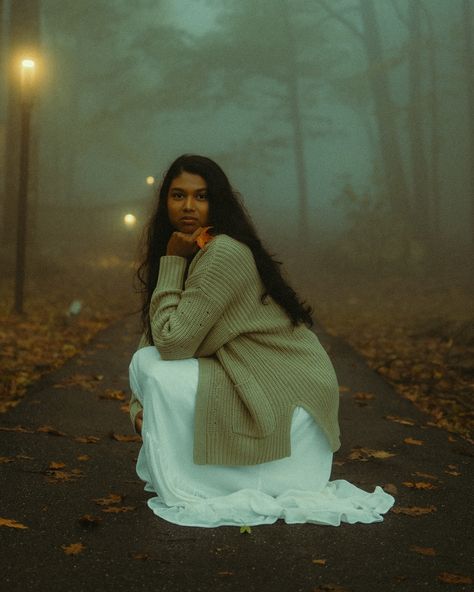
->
[129, 234, 341, 465]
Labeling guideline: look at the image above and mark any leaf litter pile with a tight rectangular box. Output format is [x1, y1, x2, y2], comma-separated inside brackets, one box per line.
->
[308, 268, 473, 442]
[0, 253, 138, 413]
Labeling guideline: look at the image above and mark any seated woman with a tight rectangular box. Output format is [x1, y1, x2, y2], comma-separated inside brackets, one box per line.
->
[128, 154, 395, 528]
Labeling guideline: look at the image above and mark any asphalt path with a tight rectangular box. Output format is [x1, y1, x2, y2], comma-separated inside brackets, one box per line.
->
[0, 314, 472, 592]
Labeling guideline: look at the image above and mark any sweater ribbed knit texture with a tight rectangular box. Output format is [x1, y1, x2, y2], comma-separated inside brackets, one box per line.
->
[129, 234, 341, 465]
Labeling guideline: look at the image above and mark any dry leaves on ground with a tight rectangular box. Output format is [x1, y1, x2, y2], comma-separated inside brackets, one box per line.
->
[54, 373, 104, 391]
[437, 572, 472, 585]
[310, 272, 473, 441]
[100, 389, 126, 401]
[402, 481, 437, 490]
[110, 432, 141, 442]
[392, 505, 437, 516]
[78, 514, 102, 528]
[404, 437, 424, 445]
[312, 559, 327, 566]
[0, 258, 135, 412]
[0, 517, 28, 529]
[92, 493, 123, 506]
[348, 447, 396, 461]
[410, 546, 437, 556]
[61, 542, 86, 555]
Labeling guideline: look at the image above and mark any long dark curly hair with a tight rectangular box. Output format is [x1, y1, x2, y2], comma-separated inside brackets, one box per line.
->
[136, 154, 313, 342]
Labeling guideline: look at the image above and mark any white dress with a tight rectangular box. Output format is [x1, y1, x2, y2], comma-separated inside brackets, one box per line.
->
[129, 346, 395, 528]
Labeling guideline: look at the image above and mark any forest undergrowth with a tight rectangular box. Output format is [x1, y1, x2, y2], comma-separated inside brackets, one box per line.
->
[307, 262, 473, 444]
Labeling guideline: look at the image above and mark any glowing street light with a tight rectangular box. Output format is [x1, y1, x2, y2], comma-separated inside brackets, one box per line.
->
[124, 213, 137, 227]
[146, 176, 155, 185]
[14, 58, 37, 314]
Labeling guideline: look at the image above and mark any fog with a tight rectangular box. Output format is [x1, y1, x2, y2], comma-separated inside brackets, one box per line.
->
[1, 0, 473, 315]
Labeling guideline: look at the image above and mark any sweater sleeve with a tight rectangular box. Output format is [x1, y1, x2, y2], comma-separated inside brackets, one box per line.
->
[149, 236, 252, 360]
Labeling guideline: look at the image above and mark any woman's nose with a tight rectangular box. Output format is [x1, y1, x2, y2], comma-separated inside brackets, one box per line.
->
[183, 196, 195, 210]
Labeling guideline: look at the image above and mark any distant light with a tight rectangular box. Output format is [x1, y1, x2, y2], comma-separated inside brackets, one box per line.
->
[21, 59, 35, 69]
[146, 176, 155, 185]
[124, 213, 137, 227]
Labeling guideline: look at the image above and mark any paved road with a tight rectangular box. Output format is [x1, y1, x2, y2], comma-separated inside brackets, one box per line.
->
[1, 314, 472, 592]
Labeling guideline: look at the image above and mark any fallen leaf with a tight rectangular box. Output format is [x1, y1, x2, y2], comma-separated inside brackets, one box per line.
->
[0, 456, 15, 464]
[110, 432, 142, 443]
[384, 415, 416, 426]
[37, 425, 67, 437]
[312, 559, 327, 566]
[217, 571, 234, 577]
[196, 226, 214, 249]
[77, 455, 91, 462]
[48, 461, 66, 470]
[410, 545, 437, 556]
[383, 483, 398, 495]
[338, 385, 350, 393]
[61, 542, 86, 555]
[239, 525, 252, 534]
[101, 506, 136, 513]
[120, 403, 130, 414]
[100, 389, 126, 401]
[45, 469, 82, 482]
[392, 505, 437, 516]
[313, 585, 349, 592]
[130, 552, 150, 561]
[54, 373, 103, 391]
[0, 517, 28, 529]
[437, 572, 472, 585]
[0, 425, 35, 433]
[404, 437, 423, 446]
[413, 472, 438, 480]
[353, 391, 375, 401]
[78, 514, 102, 527]
[348, 447, 396, 461]
[74, 435, 100, 443]
[402, 481, 437, 490]
[93, 493, 123, 506]
[444, 469, 461, 477]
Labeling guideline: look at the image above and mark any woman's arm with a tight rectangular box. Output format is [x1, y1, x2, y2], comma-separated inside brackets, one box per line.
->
[149, 235, 252, 360]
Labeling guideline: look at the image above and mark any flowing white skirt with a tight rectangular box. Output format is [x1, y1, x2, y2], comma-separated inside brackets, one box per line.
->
[129, 346, 395, 528]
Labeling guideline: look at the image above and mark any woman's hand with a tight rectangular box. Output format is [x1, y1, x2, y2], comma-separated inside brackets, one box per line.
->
[135, 410, 143, 435]
[166, 227, 204, 258]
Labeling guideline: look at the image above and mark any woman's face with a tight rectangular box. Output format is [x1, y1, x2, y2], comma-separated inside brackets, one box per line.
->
[167, 171, 210, 234]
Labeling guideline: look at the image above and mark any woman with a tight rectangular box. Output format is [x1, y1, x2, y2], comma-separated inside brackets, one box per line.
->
[129, 154, 394, 527]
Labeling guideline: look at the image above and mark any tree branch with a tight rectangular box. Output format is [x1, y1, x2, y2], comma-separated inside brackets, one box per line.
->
[316, 0, 364, 41]
[389, 0, 410, 28]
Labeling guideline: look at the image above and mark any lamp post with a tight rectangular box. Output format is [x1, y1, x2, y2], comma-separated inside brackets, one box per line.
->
[14, 58, 36, 314]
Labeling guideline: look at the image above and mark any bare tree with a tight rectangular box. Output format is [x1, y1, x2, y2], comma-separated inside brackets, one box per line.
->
[317, 0, 413, 241]
[462, 0, 474, 252]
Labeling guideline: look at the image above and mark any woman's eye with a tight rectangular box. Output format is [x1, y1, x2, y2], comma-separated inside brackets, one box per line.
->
[197, 194, 208, 200]
[172, 193, 184, 199]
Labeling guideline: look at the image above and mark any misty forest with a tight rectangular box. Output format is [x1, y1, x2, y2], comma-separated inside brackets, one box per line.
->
[0, 0, 473, 587]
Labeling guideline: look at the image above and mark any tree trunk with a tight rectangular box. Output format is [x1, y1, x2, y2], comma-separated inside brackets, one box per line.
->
[462, 0, 474, 252]
[407, 0, 432, 251]
[358, 0, 413, 237]
[281, 0, 310, 243]
[422, 3, 442, 243]
[1, 0, 40, 246]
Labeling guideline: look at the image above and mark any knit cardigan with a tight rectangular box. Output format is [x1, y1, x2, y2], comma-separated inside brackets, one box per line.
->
[129, 233, 341, 465]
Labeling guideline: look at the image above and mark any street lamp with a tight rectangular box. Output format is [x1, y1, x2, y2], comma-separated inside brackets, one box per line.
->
[146, 176, 155, 185]
[123, 213, 137, 227]
[14, 58, 36, 314]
